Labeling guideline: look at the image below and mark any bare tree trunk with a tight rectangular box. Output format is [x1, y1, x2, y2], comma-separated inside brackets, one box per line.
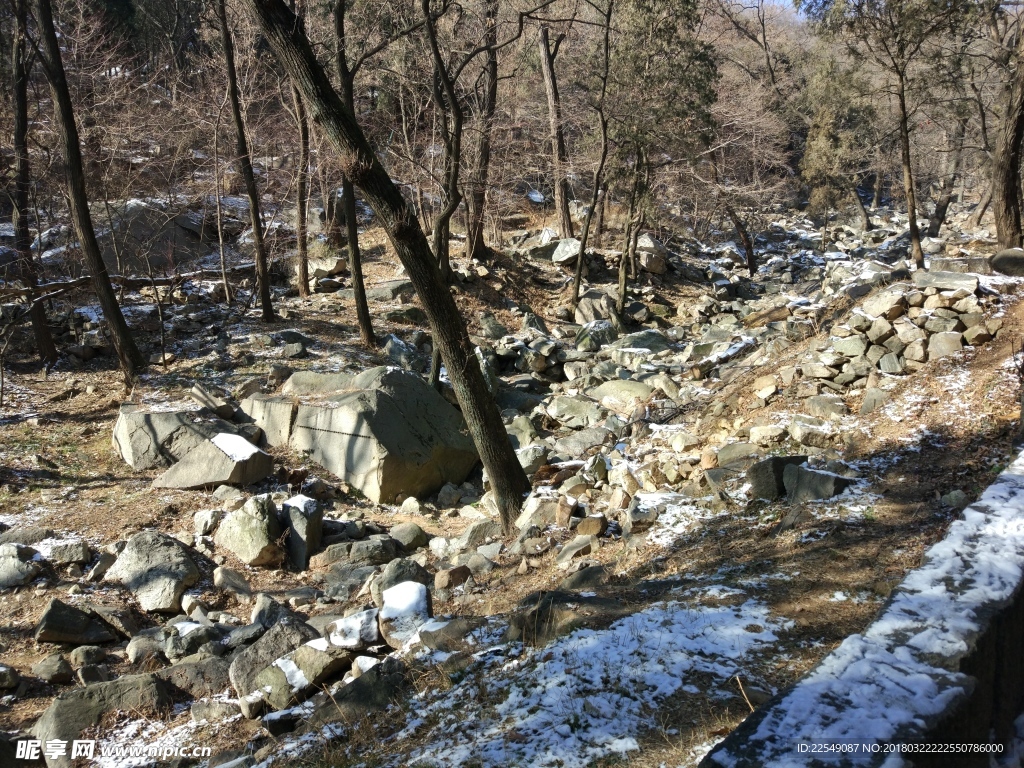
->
[213, 90, 232, 304]
[726, 203, 756, 276]
[292, 85, 311, 297]
[465, 0, 498, 261]
[593, 184, 607, 248]
[896, 74, 925, 268]
[572, 0, 612, 306]
[993, 33, 1024, 249]
[217, 0, 274, 320]
[539, 26, 573, 239]
[927, 118, 966, 238]
[334, 0, 375, 346]
[618, 173, 639, 314]
[969, 184, 992, 229]
[241, 0, 531, 531]
[12, 0, 57, 366]
[850, 183, 872, 232]
[32, 0, 143, 378]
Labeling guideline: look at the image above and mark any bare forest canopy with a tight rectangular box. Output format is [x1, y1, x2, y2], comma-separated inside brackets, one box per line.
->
[3, 0, 1024, 382]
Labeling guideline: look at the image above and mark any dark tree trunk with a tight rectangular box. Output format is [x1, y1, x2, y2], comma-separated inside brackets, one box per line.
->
[726, 204, 756, 276]
[539, 26, 573, 239]
[993, 34, 1024, 249]
[292, 85, 311, 298]
[217, 0, 274, 320]
[334, 0, 375, 346]
[927, 119, 966, 238]
[240, 0, 531, 531]
[896, 75, 925, 268]
[32, 0, 142, 378]
[851, 184, 872, 232]
[465, 0, 498, 261]
[12, 0, 57, 366]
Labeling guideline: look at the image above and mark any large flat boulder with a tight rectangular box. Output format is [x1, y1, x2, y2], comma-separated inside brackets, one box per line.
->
[289, 367, 478, 503]
[33, 674, 170, 768]
[103, 532, 199, 613]
[112, 404, 244, 471]
[239, 395, 297, 446]
[151, 433, 273, 490]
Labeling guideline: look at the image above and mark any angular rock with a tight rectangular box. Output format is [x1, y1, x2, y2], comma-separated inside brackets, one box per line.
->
[152, 433, 273, 490]
[103, 532, 199, 613]
[747, 456, 808, 501]
[912, 270, 978, 293]
[390, 522, 429, 552]
[289, 367, 478, 503]
[0, 546, 40, 589]
[575, 320, 618, 352]
[371, 558, 431, 607]
[928, 331, 963, 359]
[32, 674, 171, 768]
[214, 494, 284, 567]
[112, 405, 244, 471]
[47, 541, 91, 565]
[551, 238, 581, 265]
[556, 534, 597, 565]
[229, 618, 319, 697]
[575, 289, 624, 331]
[281, 495, 322, 570]
[379, 581, 432, 649]
[253, 640, 352, 711]
[783, 464, 855, 504]
[587, 380, 654, 415]
[239, 395, 297, 447]
[190, 384, 235, 419]
[326, 608, 382, 649]
[33, 653, 73, 684]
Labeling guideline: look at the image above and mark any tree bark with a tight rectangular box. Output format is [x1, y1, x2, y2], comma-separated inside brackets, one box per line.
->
[465, 0, 498, 261]
[292, 85, 311, 298]
[926, 118, 966, 238]
[217, 0, 274, 320]
[993, 33, 1024, 249]
[240, 0, 531, 531]
[725, 203, 756, 276]
[12, 0, 57, 366]
[850, 183, 872, 232]
[896, 74, 925, 268]
[32, 0, 143, 378]
[334, 0, 375, 346]
[539, 26, 574, 239]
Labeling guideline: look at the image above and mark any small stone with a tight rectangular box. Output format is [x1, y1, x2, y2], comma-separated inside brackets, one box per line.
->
[32, 654, 73, 684]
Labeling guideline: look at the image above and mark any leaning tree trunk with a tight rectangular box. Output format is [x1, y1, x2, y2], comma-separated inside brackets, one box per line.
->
[896, 75, 925, 268]
[32, 0, 142, 378]
[539, 27, 574, 239]
[241, 0, 531, 531]
[217, 0, 274, 320]
[292, 85, 311, 298]
[993, 33, 1024, 249]
[13, 0, 57, 366]
[927, 118, 966, 238]
[334, 0, 375, 346]
[850, 183, 872, 232]
[726, 203, 756, 276]
[465, 0, 498, 261]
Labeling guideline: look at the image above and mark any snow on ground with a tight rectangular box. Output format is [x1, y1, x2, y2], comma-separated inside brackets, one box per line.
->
[394, 587, 790, 768]
[638, 492, 730, 547]
[708, 448, 1024, 767]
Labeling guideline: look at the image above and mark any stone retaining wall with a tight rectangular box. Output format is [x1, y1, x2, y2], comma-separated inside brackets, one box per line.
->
[702, 450, 1024, 767]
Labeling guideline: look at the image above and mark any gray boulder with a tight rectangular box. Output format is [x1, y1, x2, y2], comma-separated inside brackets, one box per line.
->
[575, 289, 623, 331]
[112, 404, 244, 471]
[152, 433, 273, 490]
[33, 674, 171, 768]
[747, 456, 808, 501]
[104, 532, 199, 613]
[575, 320, 618, 352]
[0, 543, 40, 589]
[371, 558, 431, 607]
[214, 494, 284, 567]
[289, 367, 478, 503]
[228, 617, 319, 698]
[991, 248, 1024, 276]
[34, 598, 117, 647]
[238, 395, 297, 447]
[281, 495, 322, 570]
[783, 464, 855, 504]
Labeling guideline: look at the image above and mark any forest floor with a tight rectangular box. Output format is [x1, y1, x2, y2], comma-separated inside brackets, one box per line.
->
[0, 217, 1022, 768]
